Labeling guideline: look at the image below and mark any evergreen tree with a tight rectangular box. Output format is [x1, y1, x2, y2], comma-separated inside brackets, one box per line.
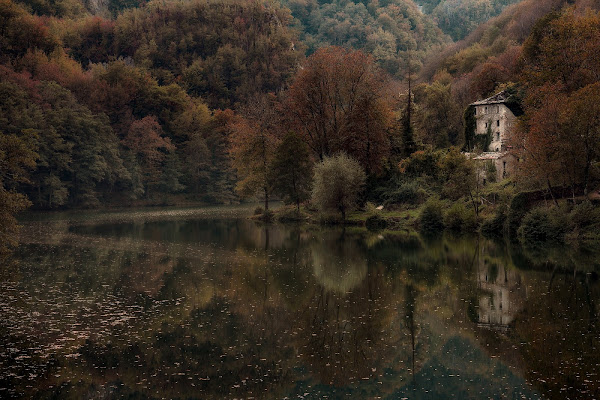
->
[401, 52, 417, 157]
[270, 132, 312, 212]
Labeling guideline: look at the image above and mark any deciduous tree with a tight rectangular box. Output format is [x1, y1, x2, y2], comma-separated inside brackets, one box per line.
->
[284, 47, 394, 175]
[229, 95, 279, 211]
[312, 153, 366, 221]
[123, 116, 174, 197]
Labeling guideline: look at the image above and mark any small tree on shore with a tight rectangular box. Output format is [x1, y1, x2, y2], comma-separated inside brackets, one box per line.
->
[312, 153, 366, 221]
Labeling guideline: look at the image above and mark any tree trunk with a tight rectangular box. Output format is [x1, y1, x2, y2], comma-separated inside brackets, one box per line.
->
[546, 178, 559, 207]
[264, 186, 269, 211]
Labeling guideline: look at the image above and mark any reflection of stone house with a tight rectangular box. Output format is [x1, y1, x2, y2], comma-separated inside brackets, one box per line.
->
[469, 91, 521, 181]
[476, 252, 527, 331]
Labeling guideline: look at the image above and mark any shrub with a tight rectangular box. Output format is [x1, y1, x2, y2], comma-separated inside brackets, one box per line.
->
[518, 207, 571, 242]
[277, 207, 305, 222]
[485, 160, 497, 184]
[261, 209, 274, 222]
[481, 206, 507, 236]
[508, 192, 531, 234]
[444, 202, 478, 232]
[384, 181, 427, 205]
[254, 206, 264, 215]
[419, 199, 445, 234]
[366, 214, 387, 231]
[570, 201, 598, 229]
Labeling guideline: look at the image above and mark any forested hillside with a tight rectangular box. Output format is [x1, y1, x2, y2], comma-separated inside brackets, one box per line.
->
[416, 0, 522, 40]
[2, 0, 600, 252]
[281, 0, 449, 76]
[412, 0, 597, 149]
[0, 0, 301, 219]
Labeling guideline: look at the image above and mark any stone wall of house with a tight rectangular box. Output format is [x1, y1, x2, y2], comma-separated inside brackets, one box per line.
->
[474, 103, 516, 152]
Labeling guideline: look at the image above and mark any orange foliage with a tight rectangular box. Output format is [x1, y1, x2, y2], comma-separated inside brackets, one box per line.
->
[284, 47, 394, 174]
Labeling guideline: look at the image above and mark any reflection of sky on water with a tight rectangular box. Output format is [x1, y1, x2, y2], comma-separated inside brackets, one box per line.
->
[1, 207, 598, 398]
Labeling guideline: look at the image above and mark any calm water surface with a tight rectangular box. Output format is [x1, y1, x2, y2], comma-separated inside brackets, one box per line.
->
[1, 205, 598, 399]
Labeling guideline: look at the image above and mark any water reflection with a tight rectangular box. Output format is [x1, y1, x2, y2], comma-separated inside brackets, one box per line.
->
[0, 208, 598, 399]
[476, 243, 527, 330]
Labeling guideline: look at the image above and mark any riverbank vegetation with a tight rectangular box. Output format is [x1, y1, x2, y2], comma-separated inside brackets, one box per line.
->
[1, 0, 600, 253]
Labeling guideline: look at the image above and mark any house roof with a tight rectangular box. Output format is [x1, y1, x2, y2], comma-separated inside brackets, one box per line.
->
[469, 152, 510, 160]
[470, 90, 524, 117]
[470, 90, 511, 106]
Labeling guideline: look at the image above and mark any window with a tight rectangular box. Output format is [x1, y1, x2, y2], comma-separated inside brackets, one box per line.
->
[496, 120, 500, 127]
[485, 106, 488, 113]
[496, 132, 500, 141]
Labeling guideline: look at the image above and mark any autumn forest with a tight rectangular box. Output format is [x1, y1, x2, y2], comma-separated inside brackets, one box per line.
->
[2, 0, 600, 250]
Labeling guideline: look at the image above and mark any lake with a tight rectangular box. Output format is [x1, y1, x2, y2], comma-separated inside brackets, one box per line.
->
[1, 205, 598, 399]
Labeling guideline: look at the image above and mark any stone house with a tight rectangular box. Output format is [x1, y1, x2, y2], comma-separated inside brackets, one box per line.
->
[469, 90, 521, 182]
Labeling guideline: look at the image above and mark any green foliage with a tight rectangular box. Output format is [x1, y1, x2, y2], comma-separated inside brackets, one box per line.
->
[439, 148, 477, 202]
[0, 131, 38, 255]
[282, 0, 449, 77]
[485, 160, 497, 183]
[399, 148, 441, 178]
[160, 152, 185, 194]
[508, 190, 544, 235]
[108, 0, 302, 109]
[463, 106, 476, 152]
[366, 214, 387, 231]
[481, 206, 507, 236]
[276, 205, 308, 222]
[444, 201, 478, 232]
[518, 207, 571, 242]
[419, 198, 445, 234]
[270, 132, 312, 211]
[15, 0, 86, 17]
[312, 153, 366, 221]
[568, 201, 600, 239]
[426, 0, 522, 41]
[384, 180, 428, 206]
[472, 122, 493, 152]
[414, 80, 461, 148]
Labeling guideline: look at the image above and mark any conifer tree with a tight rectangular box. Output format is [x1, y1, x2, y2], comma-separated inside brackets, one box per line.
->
[270, 132, 312, 212]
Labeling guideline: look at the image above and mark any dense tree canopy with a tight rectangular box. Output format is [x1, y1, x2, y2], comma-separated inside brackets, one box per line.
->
[420, 0, 523, 40]
[514, 9, 600, 198]
[283, 0, 449, 76]
[284, 47, 395, 174]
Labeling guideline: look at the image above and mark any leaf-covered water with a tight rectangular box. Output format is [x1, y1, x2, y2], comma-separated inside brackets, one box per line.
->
[1, 206, 598, 399]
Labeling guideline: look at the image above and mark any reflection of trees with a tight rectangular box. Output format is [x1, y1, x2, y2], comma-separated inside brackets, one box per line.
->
[404, 284, 418, 380]
[510, 270, 599, 398]
[296, 264, 398, 386]
[310, 230, 368, 294]
[6, 215, 600, 399]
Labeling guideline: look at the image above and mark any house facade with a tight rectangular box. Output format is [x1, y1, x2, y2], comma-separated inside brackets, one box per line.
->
[469, 91, 519, 182]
